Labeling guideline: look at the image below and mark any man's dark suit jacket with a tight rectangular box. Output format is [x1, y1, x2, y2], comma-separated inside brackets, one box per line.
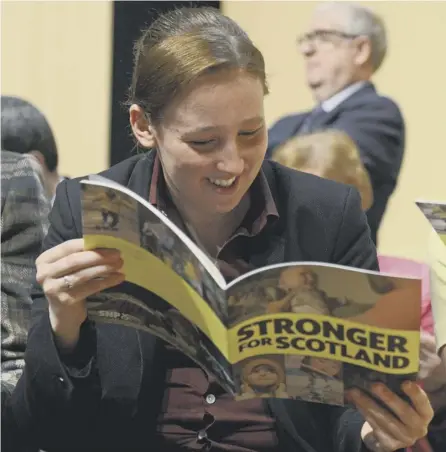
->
[4, 152, 378, 452]
[266, 82, 405, 245]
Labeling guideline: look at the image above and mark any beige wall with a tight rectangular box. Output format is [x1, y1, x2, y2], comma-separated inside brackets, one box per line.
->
[223, 1, 446, 261]
[1, 1, 112, 178]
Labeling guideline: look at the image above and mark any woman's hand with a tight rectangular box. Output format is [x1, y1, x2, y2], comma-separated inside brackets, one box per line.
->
[36, 238, 125, 351]
[417, 332, 446, 412]
[347, 381, 434, 451]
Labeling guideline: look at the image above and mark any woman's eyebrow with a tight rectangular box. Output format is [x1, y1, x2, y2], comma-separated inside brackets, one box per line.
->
[181, 116, 265, 135]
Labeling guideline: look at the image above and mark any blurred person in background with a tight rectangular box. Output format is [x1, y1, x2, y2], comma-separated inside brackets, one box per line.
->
[1, 95, 62, 202]
[266, 1, 405, 245]
[1, 151, 50, 451]
[272, 130, 373, 210]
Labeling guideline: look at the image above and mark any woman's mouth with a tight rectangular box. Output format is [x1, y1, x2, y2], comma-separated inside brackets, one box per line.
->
[206, 176, 240, 196]
[208, 176, 237, 188]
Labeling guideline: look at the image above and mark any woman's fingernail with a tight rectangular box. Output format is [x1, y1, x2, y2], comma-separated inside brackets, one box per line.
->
[98, 248, 119, 254]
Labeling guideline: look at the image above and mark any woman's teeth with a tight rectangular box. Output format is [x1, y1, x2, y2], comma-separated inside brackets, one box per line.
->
[208, 177, 236, 187]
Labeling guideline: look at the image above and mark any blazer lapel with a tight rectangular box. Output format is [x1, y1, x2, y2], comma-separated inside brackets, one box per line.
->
[290, 113, 308, 136]
[300, 82, 377, 133]
[247, 230, 286, 268]
[319, 82, 376, 126]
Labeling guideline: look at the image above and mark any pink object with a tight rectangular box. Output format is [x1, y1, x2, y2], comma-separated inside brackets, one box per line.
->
[378, 255, 433, 334]
[378, 256, 435, 452]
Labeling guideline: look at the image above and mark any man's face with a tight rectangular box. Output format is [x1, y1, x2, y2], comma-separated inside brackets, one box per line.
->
[298, 9, 362, 102]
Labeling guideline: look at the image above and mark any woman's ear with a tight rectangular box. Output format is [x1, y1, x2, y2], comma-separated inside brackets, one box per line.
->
[129, 104, 156, 148]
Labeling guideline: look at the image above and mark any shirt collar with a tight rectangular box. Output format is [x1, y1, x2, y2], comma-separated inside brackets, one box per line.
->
[321, 81, 367, 113]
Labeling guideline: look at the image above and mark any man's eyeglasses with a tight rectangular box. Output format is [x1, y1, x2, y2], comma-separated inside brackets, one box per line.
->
[297, 29, 359, 47]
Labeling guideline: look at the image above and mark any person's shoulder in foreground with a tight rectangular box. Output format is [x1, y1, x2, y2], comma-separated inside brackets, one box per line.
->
[1, 150, 50, 424]
[2, 149, 44, 180]
[1, 151, 50, 381]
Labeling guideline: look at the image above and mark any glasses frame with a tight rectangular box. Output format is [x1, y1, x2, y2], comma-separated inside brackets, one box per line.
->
[297, 29, 360, 47]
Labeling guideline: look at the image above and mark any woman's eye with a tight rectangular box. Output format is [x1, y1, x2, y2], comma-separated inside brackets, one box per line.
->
[189, 139, 215, 146]
[239, 127, 263, 137]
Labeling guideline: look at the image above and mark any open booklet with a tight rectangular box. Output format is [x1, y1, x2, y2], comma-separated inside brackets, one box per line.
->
[417, 199, 446, 245]
[80, 175, 421, 406]
[417, 199, 446, 353]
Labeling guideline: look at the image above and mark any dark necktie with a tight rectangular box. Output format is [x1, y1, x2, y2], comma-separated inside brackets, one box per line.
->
[299, 105, 327, 134]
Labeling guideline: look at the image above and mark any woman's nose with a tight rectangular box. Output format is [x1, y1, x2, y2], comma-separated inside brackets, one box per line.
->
[216, 144, 244, 174]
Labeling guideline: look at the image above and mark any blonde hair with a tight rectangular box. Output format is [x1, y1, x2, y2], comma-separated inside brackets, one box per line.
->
[272, 130, 373, 210]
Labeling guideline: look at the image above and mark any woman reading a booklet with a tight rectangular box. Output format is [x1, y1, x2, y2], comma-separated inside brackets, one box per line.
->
[4, 6, 433, 452]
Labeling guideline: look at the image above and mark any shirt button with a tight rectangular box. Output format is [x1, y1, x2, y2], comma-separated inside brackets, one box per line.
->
[197, 429, 208, 442]
[205, 393, 216, 405]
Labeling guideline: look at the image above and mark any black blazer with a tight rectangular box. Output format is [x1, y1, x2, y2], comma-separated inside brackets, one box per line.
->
[4, 152, 379, 452]
[266, 82, 405, 245]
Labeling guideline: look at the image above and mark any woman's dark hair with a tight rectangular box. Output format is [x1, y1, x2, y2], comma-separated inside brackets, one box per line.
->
[1, 96, 58, 172]
[127, 6, 268, 125]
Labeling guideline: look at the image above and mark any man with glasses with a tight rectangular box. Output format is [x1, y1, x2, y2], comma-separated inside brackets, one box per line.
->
[267, 2, 405, 245]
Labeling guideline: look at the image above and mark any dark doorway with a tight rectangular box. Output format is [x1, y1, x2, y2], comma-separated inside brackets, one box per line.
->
[109, 1, 220, 166]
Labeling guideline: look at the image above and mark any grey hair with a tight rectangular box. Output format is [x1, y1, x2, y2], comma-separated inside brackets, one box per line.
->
[316, 2, 387, 72]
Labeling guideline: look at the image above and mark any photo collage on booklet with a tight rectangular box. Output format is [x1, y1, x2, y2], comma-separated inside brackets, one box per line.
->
[233, 354, 344, 405]
[417, 201, 446, 244]
[229, 264, 420, 404]
[87, 289, 235, 394]
[136, 202, 227, 322]
[82, 183, 141, 245]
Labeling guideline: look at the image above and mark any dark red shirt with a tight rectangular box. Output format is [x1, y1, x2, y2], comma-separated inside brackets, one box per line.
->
[150, 156, 280, 451]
